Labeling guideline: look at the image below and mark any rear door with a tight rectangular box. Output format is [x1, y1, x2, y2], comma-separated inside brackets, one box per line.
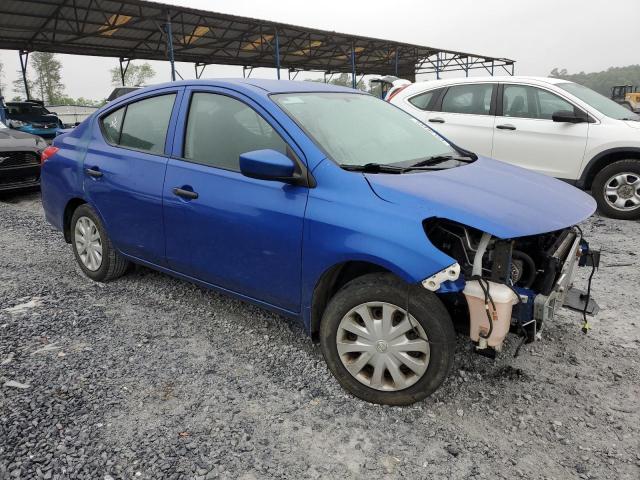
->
[407, 83, 497, 156]
[162, 87, 308, 312]
[83, 88, 182, 265]
[491, 83, 588, 179]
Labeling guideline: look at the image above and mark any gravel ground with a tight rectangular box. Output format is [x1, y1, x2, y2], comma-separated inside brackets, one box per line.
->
[1, 191, 639, 480]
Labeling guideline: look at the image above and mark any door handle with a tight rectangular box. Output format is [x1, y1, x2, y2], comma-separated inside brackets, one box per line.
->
[428, 117, 445, 124]
[496, 124, 516, 130]
[173, 187, 198, 200]
[85, 167, 103, 178]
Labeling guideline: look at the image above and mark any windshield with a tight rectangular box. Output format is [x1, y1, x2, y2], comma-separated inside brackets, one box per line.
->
[8, 104, 51, 115]
[272, 92, 458, 167]
[558, 82, 640, 121]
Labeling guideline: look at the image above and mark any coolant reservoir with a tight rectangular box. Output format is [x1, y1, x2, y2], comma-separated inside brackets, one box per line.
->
[464, 280, 517, 351]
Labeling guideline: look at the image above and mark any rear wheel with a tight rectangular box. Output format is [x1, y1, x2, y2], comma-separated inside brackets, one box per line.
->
[319, 273, 455, 405]
[592, 159, 640, 220]
[70, 204, 130, 281]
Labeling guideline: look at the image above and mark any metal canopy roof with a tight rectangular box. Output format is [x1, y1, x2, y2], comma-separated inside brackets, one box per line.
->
[0, 0, 515, 80]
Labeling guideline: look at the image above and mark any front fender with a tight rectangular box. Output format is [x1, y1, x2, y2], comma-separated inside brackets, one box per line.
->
[300, 160, 456, 330]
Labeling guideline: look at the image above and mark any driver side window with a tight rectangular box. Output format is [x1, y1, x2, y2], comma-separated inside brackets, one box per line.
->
[183, 93, 288, 171]
[503, 85, 577, 120]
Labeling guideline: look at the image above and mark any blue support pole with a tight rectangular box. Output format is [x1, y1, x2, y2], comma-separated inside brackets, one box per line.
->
[274, 29, 281, 80]
[165, 12, 176, 82]
[351, 42, 356, 89]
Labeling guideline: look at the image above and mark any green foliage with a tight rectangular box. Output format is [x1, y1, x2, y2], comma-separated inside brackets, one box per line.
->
[550, 65, 640, 96]
[31, 52, 65, 103]
[0, 60, 6, 97]
[51, 96, 106, 107]
[110, 62, 155, 87]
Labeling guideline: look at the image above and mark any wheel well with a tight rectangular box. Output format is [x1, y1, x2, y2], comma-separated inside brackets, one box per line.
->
[583, 150, 640, 190]
[62, 198, 86, 243]
[309, 261, 391, 342]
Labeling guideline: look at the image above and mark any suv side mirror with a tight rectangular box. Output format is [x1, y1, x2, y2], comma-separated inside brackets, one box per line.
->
[239, 149, 296, 182]
[552, 109, 589, 124]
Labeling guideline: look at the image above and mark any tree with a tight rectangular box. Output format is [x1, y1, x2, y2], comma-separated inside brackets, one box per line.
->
[0, 60, 6, 97]
[549, 65, 640, 97]
[110, 62, 155, 87]
[30, 52, 65, 103]
[12, 69, 32, 101]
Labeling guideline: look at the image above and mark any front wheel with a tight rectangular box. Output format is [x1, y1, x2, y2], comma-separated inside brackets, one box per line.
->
[592, 159, 640, 220]
[319, 273, 456, 405]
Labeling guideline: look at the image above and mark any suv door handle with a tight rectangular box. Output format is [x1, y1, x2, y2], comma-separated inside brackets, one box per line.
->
[173, 187, 198, 200]
[428, 117, 445, 124]
[85, 167, 103, 178]
[496, 124, 516, 130]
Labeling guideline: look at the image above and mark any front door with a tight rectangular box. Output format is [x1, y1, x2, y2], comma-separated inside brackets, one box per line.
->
[83, 90, 180, 265]
[491, 84, 588, 179]
[163, 89, 308, 312]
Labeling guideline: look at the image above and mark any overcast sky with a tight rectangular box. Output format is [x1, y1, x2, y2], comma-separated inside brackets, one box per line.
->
[0, 0, 637, 101]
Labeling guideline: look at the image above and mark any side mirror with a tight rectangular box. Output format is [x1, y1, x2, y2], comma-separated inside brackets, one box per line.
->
[239, 149, 296, 182]
[552, 110, 589, 124]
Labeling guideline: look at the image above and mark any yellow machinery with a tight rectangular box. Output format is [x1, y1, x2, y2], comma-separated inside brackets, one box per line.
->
[611, 85, 640, 112]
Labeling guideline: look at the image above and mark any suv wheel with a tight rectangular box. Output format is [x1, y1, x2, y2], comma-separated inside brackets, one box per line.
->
[71, 204, 130, 281]
[592, 159, 640, 220]
[319, 273, 455, 405]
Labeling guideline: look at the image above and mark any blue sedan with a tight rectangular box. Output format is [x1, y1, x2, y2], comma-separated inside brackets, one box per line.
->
[40, 79, 597, 404]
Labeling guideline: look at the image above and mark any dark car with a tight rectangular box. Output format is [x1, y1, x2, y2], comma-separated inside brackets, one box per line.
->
[0, 119, 47, 192]
[5, 101, 63, 139]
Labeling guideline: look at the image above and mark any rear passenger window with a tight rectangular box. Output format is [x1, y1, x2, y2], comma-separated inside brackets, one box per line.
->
[119, 95, 176, 154]
[101, 94, 176, 154]
[408, 90, 437, 110]
[102, 107, 125, 144]
[441, 84, 493, 115]
[183, 93, 287, 171]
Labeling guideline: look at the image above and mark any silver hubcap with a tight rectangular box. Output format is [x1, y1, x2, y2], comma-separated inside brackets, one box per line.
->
[604, 172, 640, 211]
[74, 216, 102, 271]
[336, 302, 430, 392]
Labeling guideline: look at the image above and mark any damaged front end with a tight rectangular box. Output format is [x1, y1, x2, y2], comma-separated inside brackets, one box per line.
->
[423, 219, 600, 356]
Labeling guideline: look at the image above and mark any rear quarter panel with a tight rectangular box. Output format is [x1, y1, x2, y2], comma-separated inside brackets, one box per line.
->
[40, 119, 93, 231]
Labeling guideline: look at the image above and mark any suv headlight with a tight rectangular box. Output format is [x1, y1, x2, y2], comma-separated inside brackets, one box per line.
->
[9, 120, 28, 128]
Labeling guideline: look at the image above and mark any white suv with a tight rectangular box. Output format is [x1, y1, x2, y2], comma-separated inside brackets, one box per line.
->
[388, 76, 640, 219]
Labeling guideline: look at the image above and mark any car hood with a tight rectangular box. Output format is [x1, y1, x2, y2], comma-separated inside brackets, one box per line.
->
[623, 120, 640, 129]
[0, 128, 42, 149]
[365, 157, 596, 238]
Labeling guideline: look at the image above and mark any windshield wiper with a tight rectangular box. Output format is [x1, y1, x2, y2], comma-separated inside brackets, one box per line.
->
[408, 154, 475, 168]
[341, 163, 405, 173]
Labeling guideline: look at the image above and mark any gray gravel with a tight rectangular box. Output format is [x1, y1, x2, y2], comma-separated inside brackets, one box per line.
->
[1, 191, 639, 480]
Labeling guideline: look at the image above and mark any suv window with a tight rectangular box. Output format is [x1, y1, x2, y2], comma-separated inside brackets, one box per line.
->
[503, 85, 576, 120]
[407, 89, 439, 110]
[441, 84, 493, 115]
[184, 93, 287, 171]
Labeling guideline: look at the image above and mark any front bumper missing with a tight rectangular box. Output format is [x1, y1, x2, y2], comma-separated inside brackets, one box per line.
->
[532, 233, 599, 333]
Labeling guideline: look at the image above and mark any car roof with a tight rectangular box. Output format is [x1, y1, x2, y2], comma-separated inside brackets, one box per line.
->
[399, 76, 572, 96]
[142, 78, 358, 95]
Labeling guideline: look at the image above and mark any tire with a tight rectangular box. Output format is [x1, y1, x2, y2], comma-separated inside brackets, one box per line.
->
[70, 204, 130, 282]
[591, 159, 640, 220]
[319, 273, 456, 405]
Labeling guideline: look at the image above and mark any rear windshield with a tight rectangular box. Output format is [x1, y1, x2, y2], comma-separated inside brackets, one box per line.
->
[272, 92, 457, 167]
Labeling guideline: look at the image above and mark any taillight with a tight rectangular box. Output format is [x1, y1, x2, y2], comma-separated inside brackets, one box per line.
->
[386, 84, 409, 102]
[41, 146, 59, 164]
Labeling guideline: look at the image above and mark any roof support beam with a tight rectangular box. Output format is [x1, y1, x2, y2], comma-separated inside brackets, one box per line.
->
[19, 50, 30, 100]
[164, 11, 176, 81]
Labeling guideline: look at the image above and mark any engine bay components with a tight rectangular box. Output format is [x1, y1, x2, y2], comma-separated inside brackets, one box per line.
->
[424, 218, 600, 355]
